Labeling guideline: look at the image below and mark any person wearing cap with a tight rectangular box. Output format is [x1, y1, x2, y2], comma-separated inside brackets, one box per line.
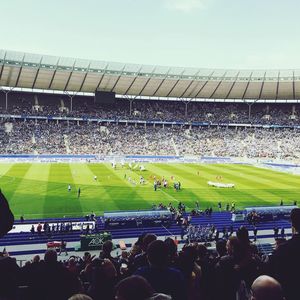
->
[269, 208, 300, 300]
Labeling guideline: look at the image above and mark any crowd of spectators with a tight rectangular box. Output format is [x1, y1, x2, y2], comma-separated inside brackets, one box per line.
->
[1, 180, 300, 300]
[0, 92, 300, 125]
[1, 120, 300, 159]
[1, 207, 300, 300]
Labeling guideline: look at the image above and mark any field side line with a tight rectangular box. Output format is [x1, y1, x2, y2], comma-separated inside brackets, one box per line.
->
[18, 210, 103, 217]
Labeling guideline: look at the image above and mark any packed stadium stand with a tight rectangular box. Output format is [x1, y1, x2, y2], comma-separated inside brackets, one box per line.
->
[1, 50, 300, 300]
[0, 92, 300, 159]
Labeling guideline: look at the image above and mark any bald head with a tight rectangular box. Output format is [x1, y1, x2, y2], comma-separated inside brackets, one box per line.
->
[251, 275, 285, 300]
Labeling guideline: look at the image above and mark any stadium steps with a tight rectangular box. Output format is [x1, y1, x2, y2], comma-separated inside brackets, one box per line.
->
[63, 134, 71, 153]
[171, 137, 179, 156]
[2, 212, 293, 247]
[256, 243, 274, 255]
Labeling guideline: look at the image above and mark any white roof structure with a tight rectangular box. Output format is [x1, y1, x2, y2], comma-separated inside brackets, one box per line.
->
[1, 49, 300, 102]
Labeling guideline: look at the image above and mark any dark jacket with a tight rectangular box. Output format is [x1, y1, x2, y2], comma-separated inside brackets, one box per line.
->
[269, 234, 300, 300]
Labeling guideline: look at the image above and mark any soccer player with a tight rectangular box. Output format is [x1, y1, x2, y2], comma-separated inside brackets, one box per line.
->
[68, 184, 71, 192]
[94, 175, 97, 181]
[218, 202, 222, 211]
[77, 187, 81, 198]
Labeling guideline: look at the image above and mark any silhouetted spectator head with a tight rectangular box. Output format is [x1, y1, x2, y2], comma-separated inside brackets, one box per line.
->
[216, 239, 227, 257]
[291, 208, 300, 233]
[142, 234, 157, 252]
[102, 240, 113, 255]
[226, 236, 243, 260]
[115, 275, 154, 300]
[179, 244, 198, 276]
[147, 240, 168, 267]
[68, 294, 93, 300]
[44, 249, 57, 263]
[197, 244, 207, 260]
[83, 251, 91, 261]
[237, 226, 250, 244]
[0, 190, 14, 238]
[251, 275, 285, 300]
[33, 255, 40, 263]
[164, 237, 177, 258]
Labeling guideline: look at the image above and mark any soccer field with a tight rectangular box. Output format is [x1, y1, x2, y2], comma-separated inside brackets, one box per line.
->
[0, 162, 299, 219]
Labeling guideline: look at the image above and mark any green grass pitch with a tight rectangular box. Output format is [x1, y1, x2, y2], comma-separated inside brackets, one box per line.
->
[0, 162, 299, 219]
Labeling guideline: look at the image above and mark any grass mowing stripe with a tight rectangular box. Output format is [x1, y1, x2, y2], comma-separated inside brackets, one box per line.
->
[225, 164, 300, 187]
[2, 162, 300, 219]
[12, 163, 50, 219]
[145, 163, 214, 209]
[206, 164, 300, 203]
[101, 163, 155, 211]
[43, 164, 83, 219]
[3, 164, 33, 216]
[81, 163, 120, 213]
[166, 163, 275, 208]
[183, 164, 283, 208]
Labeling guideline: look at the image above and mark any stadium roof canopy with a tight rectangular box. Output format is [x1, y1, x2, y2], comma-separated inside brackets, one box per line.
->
[1, 49, 300, 102]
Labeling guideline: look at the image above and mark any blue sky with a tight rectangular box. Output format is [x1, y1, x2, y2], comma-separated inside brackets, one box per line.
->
[1, 0, 300, 69]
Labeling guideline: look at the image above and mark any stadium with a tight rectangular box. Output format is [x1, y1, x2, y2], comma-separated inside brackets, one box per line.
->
[0, 1, 300, 300]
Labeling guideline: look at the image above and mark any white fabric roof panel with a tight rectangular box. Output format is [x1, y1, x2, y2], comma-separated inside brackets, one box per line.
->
[277, 82, 294, 99]
[113, 76, 136, 94]
[17, 68, 38, 88]
[0, 65, 12, 86]
[244, 82, 263, 99]
[34, 69, 55, 89]
[98, 75, 119, 92]
[66, 72, 86, 91]
[227, 82, 249, 99]
[7, 66, 21, 87]
[154, 79, 177, 97]
[294, 81, 300, 99]
[141, 78, 164, 96]
[81, 73, 102, 92]
[167, 80, 192, 97]
[198, 81, 221, 98]
[260, 82, 277, 99]
[126, 77, 150, 95]
[50, 70, 71, 90]
[1, 50, 300, 101]
[213, 81, 235, 99]
[182, 81, 206, 98]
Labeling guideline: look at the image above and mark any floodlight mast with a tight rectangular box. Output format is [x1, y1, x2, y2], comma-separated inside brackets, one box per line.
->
[64, 91, 78, 112]
[180, 97, 193, 117]
[125, 95, 137, 116]
[0, 87, 14, 110]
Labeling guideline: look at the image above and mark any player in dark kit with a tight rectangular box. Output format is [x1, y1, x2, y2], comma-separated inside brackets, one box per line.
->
[78, 187, 81, 198]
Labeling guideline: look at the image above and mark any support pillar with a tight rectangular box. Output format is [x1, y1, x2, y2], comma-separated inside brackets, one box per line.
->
[64, 91, 77, 112]
[129, 100, 133, 116]
[185, 102, 189, 117]
[248, 103, 254, 121]
[5, 92, 8, 110]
